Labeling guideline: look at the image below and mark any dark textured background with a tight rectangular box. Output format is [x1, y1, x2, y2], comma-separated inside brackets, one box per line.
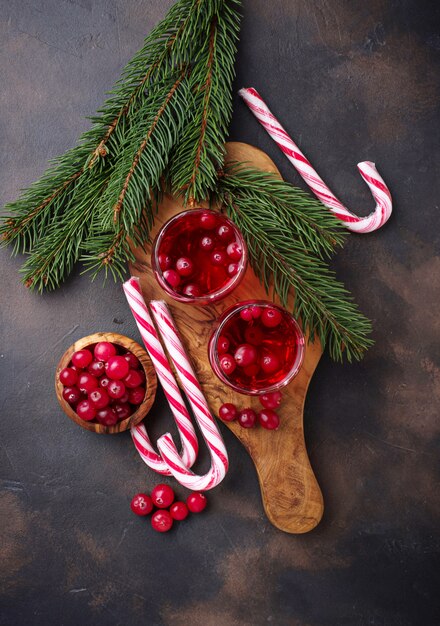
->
[1, 1, 439, 625]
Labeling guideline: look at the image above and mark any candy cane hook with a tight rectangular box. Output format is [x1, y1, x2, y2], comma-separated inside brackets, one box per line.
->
[239, 87, 392, 233]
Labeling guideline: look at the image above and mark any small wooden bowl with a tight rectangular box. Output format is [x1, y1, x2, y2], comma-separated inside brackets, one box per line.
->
[55, 332, 157, 434]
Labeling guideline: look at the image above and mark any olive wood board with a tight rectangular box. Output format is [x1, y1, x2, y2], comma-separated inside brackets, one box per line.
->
[129, 141, 324, 534]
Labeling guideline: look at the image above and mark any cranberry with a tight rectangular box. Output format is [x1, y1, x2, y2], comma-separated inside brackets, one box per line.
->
[261, 307, 283, 328]
[59, 367, 78, 386]
[219, 353, 236, 376]
[260, 351, 281, 374]
[87, 360, 105, 377]
[96, 407, 118, 426]
[78, 372, 98, 394]
[183, 283, 201, 297]
[94, 342, 117, 362]
[131, 493, 154, 516]
[217, 223, 234, 242]
[218, 403, 237, 422]
[237, 408, 257, 428]
[226, 241, 242, 261]
[105, 355, 130, 380]
[244, 325, 264, 346]
[169, 501, 189, 521]
[210, 250, 228, 266]
[217, 335, 230, 354]
[250, 305, 261, 319]
[89, 388, 110, 409]
[176, 257, 194, 277]
[258, 408, 280, 430]
[128, 386, 145, 405]
[124, 352, 140, 369]
[151, 510, 173, 532]
[260, 391, 283, 409]
[62, 386, 81, 405]
[119, 391, 130, 404]
[99, 376, 111, 389]
[163, 269, 181, 289]
[186, 492, 207, 513]
[239, 307, 253, 322]
[151, 484, 175, 508]
[227, 262, 239, 276]
[123, 368, 144, 388]
[199, 235, 215, 251]
[234, 344, 257, 367]
[200, 211, 217, 230]
[71, 349, 93, 369]
[107, 379, 126, 399]
[76, 399, 96, 421]
[158, 253, 173, 271]
[243, 363, 260, 377]
[113, 402, 132, 420]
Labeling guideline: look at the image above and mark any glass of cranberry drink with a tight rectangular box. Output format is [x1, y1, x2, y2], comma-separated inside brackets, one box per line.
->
[208, 300, 305, 395]
[151, 208, 248, 305]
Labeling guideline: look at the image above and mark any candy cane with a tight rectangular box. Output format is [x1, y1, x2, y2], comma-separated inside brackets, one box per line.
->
[123, 277, 198, 475]
[239, 87, 392, 233]
[150, 300, 229, 491]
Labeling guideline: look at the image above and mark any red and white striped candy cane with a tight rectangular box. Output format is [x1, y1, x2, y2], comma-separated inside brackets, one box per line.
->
[150, 300, 229, 491]
[123, 277, 198, 475]
[239, 87, 392, 234]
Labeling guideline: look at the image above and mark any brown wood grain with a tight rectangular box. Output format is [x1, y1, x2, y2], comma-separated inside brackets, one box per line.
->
[129, 142, 324, 533]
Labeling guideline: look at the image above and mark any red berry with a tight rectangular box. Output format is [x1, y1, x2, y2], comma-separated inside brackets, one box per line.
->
[210, 250, 228, 266]
[260, 351, 281, 374]
[217, 223, 234, 242]
[237, 408, 257, 428]
[89, 388, 110, 409]
[131, 493, 153, 516]
[261, 307, 283, 328]
[87, 360, 105, 377]
[200, 211, 217, 230]
[123, 352, 140, 369]
[96, 407, 118, 426]
[163, 269, 181, 289]
[71, 349, 93, 369]
[151, 510, 173, 532]
[258, 409, 280, 430]
[243, 363, 260, 377]
[105, 356, 130, 380]
[158, 253, 173, 271]
[176, 257, 194, 277]
[119, 391, 130, 404]
[151, 484, 175, 508]
[244, 325, 264, 346]
[78, 372, 98, 394]
[227, 262, 240, 277]
[62, 386, 81, 405]
[217, 335, 230, 354]
[250, 305, 261, 319]
[183, 283, 202, 298]
[239, 307, 253, 322]
[226, 241, 242, 261]
[59, 367, 78, 387]
[186, 492, 207, 513]
[107, 379, 126, 400]
[76, 399, 96, 421]
[219, 353, 236, 376]
[123, 368, 144, 389]
[99, 376, 111, 389]
[234, 344, 258, 367]
[199, 235, 214, 251]
[260, 391, 283, 409]
[218, 403, 237, 422]
[169, 501, 189, 521]
[93, 342, 117, 362]
[128, 386, 145, 405]
[113, 401, 132, 421]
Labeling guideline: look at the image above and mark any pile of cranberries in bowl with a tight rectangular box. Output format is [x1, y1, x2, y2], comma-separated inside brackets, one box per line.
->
[151, 208, 248, 304]
[58, 341, 146, 426]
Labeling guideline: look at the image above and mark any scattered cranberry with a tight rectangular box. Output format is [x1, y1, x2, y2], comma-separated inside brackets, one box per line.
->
[151, 510, 173, 532]
[163, 269, 181, 289]
[105, 355, 130, 380]
[186, 492, 207, 513]
[218, 403, 238, 422]
[107, 379, 126, 399]
[131, 493, 154, 516]
[211, 250, 228, 266]
[199, 235, 214, 251]
[123, 368, 144, 389]
[158, 253, 173, 271]
[113, 401, 131, 421]
[176, 257, 194, 277]
[94, 342, 116, 362]
[59, 367, 78, 386]
[226, 241, 242, 261]
[128, 386, 145, 405]
[258, 408, 280, 430]
[227, 262, 240, 276]
[99, 376, 111, 389]
[217, 223, 234, 242]
[261, 307, 283, 328]
[259, 391, 282, 409]
[217, 335, 230, 354]
[169, 502, 189, 521]
[87, 360, 105, 377]
[237, 408, 257, 428]
[77, 372, 98, 394]
[62, 386, 81, 405]
[71, 349, 93, 369]
[239, 307, 253, 322]
[89, 388, 110, 409]
[76, 399, 96, 421]
[200, 211, 217, 230]
[124, 352, 140, 369]
[151, 484, 175, 508]
[219, 353, 236, 376]
[96, 407, 118, 426]
[234, 344, 257, 367]
[260, 351, 281, 374]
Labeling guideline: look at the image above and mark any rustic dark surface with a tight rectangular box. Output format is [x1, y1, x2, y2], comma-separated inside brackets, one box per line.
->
[1, 1, 439, 625]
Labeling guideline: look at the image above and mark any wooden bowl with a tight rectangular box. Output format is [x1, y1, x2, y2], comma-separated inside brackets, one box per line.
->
[55, 332, 157, 434]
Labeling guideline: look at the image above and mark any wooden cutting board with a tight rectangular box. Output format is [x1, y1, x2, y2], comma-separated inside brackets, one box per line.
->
[129, 142, 324, 533]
